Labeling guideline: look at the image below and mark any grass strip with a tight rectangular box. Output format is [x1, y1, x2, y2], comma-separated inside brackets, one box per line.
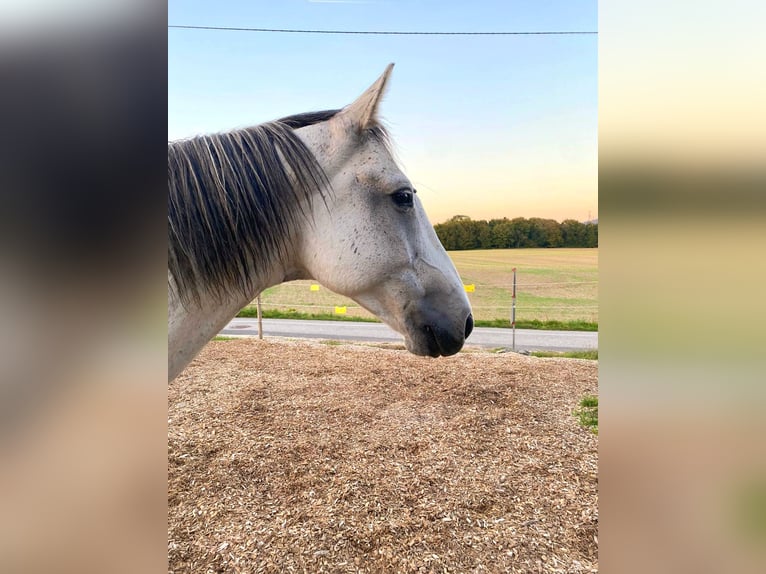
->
[237, 307, 379, 322]
[475, 318, 597, 331]
[530, 349, 598, 360]
[574, 394, 598, 434]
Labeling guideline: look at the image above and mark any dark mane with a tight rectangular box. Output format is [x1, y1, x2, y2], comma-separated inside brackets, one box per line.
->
[276, 109, 340, 129]
[168, 111, 339, 305]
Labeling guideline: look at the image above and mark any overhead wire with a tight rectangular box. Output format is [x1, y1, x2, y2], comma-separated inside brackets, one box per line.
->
[169, 25, 597, 36]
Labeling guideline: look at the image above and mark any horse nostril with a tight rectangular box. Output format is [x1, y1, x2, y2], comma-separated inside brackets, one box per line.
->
[464, 313, 474, 339]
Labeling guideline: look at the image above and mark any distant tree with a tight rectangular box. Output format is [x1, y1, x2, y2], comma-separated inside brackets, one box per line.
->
[527, 218, 563, 247]
[561, 219, 587, 247]
[584, 222, 598, 247]
[434, 216, 478, 250]
[476, 220, 493, 249]
[544, 219, 563, 247]
[434, 215, 597, 249]
[434, 220, 460, 250]
[454, 218, 478, 250]
[490, 218, 513, 248]
[526, 218, 546, 247]
[508, 218, 530, 248]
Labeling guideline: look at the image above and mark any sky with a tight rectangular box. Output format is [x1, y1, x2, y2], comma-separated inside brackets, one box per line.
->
[168, 0, 598, 224]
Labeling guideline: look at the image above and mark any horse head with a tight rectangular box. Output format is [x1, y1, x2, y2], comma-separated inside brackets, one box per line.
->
[294, 64, 474, 357]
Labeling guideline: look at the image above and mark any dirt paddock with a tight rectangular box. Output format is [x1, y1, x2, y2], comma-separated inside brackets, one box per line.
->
[168, 339, 598, 573]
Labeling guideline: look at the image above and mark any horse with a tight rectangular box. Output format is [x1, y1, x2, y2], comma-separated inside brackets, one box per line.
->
[168, 64, 473, 381]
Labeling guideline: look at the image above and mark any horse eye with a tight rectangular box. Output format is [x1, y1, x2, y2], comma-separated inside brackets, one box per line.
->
[391, 189, 414, 209]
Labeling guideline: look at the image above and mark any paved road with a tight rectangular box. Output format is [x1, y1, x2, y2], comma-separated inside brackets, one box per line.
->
[221, 318, 597, 352]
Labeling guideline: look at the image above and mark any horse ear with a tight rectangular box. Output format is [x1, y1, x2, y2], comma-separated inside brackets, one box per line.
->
[340, 63, 394, 130]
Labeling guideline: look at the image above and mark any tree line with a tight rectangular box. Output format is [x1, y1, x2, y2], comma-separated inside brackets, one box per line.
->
[433, 216, 598, 250]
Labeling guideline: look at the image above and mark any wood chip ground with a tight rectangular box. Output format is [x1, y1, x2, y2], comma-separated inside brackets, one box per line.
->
[168, 339, 598, 573]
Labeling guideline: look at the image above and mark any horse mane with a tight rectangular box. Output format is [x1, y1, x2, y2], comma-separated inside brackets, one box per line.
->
[168, 110, 340, 305]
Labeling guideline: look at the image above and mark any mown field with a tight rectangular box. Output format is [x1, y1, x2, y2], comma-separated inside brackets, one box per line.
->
[245, 248, 598, 326]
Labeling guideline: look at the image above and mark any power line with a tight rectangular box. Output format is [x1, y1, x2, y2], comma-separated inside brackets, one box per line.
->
[169, 25, 597, 36]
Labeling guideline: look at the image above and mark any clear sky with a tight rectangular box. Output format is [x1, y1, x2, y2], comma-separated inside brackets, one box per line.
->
[168, 1, 597, 224]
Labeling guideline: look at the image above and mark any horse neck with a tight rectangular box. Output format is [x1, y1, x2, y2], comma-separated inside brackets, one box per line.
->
[167, 256, 303, 382]
[168, 119, 331, 380]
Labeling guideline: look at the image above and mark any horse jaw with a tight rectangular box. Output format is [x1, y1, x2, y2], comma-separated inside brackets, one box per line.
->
[402, 289, 473, 358]
[350, 264, 473, 359]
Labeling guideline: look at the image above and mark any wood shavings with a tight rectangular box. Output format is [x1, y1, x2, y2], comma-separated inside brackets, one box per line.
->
[169, 339, 598, 573]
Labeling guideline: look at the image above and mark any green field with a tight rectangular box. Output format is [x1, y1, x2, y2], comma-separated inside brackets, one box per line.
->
[242, 248, 597, 328]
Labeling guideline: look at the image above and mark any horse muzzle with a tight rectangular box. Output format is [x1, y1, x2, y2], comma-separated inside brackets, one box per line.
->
[408, 311, 474, 357]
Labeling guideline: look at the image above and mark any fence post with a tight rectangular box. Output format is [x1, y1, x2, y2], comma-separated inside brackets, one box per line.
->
[256, 294, 263, 340]
[511, 267, 516, 351]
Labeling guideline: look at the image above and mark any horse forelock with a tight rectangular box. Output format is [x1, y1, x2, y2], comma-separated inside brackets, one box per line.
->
[168, 117, 332, 305]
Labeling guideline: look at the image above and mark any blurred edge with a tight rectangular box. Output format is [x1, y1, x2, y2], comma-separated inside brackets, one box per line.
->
[600, 1, 766, 572]
[600, 160, 766, 574]
[0, 2, 167, 573]
[1, 1, 765, 573]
